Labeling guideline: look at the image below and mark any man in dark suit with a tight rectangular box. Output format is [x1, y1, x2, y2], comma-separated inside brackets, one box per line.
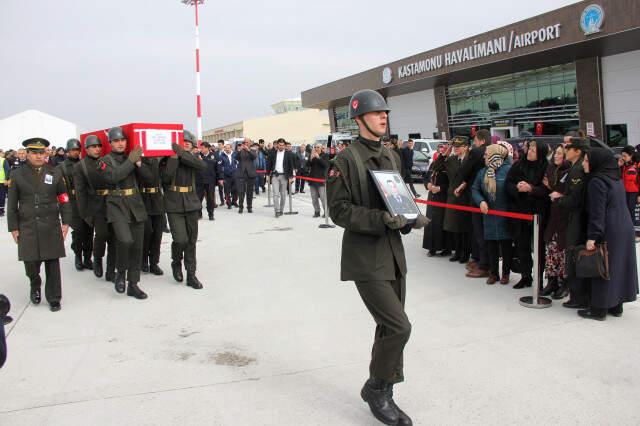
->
[267, 138, 295, 217]
[218, 143, 238, 208]
[401, 139, 420, 198]
[385, 179, 417, 216]
[235, 137, 257, 213]
[197, 142, 221, 220]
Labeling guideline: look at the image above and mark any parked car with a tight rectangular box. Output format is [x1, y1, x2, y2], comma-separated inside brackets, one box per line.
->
[410, 150, 430, 182]
[404, 139, 447, 159]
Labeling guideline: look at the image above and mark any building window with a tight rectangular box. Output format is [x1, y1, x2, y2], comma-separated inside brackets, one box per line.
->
[606, 124, 628, 147]
[333, 105, 358, 135]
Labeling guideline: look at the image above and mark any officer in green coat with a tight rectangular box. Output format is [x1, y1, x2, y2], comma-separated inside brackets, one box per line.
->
[7, 138, 72, 312]
[327, 90, 427, 426]
[58, 138, 93, 271]
[97, 127, 149, 299]
[160, 130, 207, 289]
[73, 135, 116, 282]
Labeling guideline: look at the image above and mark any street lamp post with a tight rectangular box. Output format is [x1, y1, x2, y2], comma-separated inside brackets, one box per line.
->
[181, 0, 205, 145]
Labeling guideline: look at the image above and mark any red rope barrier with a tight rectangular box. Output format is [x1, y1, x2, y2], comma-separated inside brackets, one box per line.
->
[414, 199, 534, 222]
[295, 176, 326, 184]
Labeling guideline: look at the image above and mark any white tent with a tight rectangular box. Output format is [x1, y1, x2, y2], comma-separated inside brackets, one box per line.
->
[0, 110, 79, 151]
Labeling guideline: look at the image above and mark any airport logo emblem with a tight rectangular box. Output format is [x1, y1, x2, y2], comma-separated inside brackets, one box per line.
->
[580, 4, 604, 35]
[382, 67, 393, 84]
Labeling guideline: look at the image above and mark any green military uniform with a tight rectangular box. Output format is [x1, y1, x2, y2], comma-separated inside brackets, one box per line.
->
[59, 155, 94, 270]
[97, 150, 149, 295]
[7, 139, 72, 308]
[161, 141, 207, 288]
[327, 135, 411, 384]
[74, 151, 116, 280]
[139, 157, 165, 273]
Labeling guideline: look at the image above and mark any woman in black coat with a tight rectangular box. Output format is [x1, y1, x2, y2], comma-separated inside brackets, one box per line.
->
[505, 141, 550, 289]
[422, 145, 452, 256]
[578, 148, 639, 320]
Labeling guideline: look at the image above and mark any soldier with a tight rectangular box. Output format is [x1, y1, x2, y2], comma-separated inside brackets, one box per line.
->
[161, 130, 207, 289]
[7, 138, 72, 312]
[327, 90, 427, 426]
[59, 138, 93, 271]
[139, 156, 165, 275]
[96, 127, 148, 299]
[74, 135, 116, 282]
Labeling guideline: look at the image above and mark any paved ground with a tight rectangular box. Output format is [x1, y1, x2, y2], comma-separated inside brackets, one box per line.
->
[0, 191, 638, 425]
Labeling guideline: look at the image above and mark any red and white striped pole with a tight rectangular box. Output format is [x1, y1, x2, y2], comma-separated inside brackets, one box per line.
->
[182, 0, 204, 145]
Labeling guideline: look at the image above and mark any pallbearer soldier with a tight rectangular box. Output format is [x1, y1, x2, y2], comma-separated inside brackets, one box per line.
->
[139, 156, 164, 275]
[327, 90, 428, 426]
[161, 130, 207, 289]
[74, 135, 116, 282]
[7, 138, 72, 312]
[96, 127, 148, 299]
[59, 138, 93, 271]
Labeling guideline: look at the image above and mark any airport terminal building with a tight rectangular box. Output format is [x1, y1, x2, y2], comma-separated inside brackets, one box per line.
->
[301, 0, 640, 147]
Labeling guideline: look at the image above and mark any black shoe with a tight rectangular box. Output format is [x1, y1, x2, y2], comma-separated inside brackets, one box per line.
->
[209, 214, 214, 221]
[300, 190, 305, 194]
[458, 256, 470, 264]
[427, 250, 436, 257]
[247, 208, 253, 213]
[608, 304, 623, 317]
[105, 271, 116, 283]
[149, 264, 164, 276]
[141, 262, 150, 273]
[552, 280, 570, 300]
[360, 379, 400, 425]
[74, 254, 84, 271]
[313, 212, 320, 218]
[540, 277, 559, 297]
[238, 207, 243, 214]
[513, 277, 532, 289]
[439, 250, 452, 257]
[2, 316, 13, 326]
[30, 288, 41, 305]
[82, 254, 93, 270]
[578, 308, 606, 321]
[172, 262, 184, 283]
[49, 302, 61, 312]
[114, 271, 126, 294]
[186, 274, 203, 290]
[227, 205, 232, 210]
[93, 258, 104, 278]
[563, 299, 588, 309]
[126, 282, 148, 300]
[449, 254, 461, 262]
[389, 384, 413, 426]
[232, 203, 239, 208]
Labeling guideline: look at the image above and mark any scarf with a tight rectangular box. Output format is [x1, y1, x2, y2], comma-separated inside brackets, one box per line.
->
[483, 144, 507, 201]
[588, 148, 621, 182]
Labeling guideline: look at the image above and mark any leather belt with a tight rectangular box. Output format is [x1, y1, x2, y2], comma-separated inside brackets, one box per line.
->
[95, 189, 110, 196]
[168, 185, 193, 193]
[110, 188, 138, 196]
[142, 187, 160, 194]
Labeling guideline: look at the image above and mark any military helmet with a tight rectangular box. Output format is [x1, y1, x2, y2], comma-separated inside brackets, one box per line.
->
[66, 138, 81, 151]
[183, 130, 196, 145]
[108, 127, 125, 141]
[348, 89, 390, 119]
[84, 135, 102, 149]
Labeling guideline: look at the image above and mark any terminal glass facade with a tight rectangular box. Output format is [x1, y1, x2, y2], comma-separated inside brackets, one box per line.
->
[333, 105, 358, 135]
[447, 63, 579, 137]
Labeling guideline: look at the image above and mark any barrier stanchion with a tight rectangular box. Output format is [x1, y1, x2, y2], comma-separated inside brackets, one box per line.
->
[319, 181, 335, 229]
[260, 171, 273, 208]
[519, 214, 552, 309]
[284, 180, 298, 215]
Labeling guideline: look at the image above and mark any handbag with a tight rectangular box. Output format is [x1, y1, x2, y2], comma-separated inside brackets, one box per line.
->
[570, 243, 610, 281]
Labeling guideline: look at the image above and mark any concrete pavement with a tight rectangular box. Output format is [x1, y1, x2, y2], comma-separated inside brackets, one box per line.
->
[0, 191, 639, 425]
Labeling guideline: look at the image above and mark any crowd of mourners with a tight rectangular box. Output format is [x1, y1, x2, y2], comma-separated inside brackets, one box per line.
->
[419, 129, 639, 320]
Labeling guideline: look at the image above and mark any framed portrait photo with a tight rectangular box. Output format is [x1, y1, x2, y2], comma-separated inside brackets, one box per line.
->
[368, 170, 421, 221]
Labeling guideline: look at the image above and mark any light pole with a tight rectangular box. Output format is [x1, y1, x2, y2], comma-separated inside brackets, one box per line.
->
[181, 0, 204, 145]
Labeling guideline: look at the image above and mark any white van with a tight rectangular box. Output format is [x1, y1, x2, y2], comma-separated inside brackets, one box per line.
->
[314, 133, 354, 157]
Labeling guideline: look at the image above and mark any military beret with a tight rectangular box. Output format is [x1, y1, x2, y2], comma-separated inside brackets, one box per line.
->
[450, 136, 469, 147]
[22, 137, 50, 151]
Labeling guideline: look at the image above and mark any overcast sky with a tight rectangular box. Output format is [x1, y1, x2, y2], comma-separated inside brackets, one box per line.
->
[0, 0, 578, 132]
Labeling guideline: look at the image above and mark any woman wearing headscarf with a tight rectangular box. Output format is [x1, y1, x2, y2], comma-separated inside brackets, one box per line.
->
[540, 145, 572, 298]
[471, 144, 512, 284]
[579, 148, 639, 320]
[422, 144, 452, 257]
[505, 140, 550, 289]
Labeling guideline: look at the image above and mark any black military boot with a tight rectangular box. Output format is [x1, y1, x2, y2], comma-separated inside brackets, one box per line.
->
[360, 378, 400, 425]
[114, 271, 126, 294]
[74, 253, 84, 271]
[105, 270, 116, 283]
[186, 273, 203, 290]
[540, 277, 559, 297]
[93, 257, 104, 278]
[83, 252, 93, 270]
[389, 384, 413, 426]
[149, 264, 164, 276]
[172, 262, 184, 283]
[127, 282, 148, 300]
[30, 288, 42, 305]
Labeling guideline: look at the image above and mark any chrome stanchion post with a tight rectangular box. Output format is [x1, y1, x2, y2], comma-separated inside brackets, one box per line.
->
[284, 179, 298, 215]
[520, 214, 552, 309]
[263, 173, 273, 208]
[319, 180, 335, 229]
